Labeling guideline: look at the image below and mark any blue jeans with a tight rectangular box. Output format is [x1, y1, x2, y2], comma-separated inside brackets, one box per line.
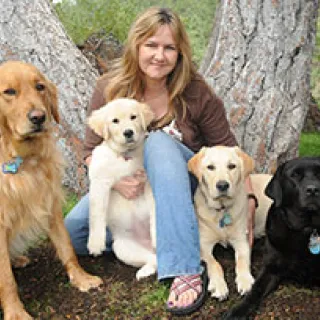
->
[64, 131, 201, 280]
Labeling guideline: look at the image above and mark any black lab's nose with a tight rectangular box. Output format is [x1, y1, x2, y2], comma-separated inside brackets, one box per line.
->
[123, 129, 134, 139]
[28, 109, 46, 125]
[306, 185, 319, 196]
[216, 180, 229, 192]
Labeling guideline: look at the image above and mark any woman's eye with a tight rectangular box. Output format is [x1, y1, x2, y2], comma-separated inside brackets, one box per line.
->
[3, 88, 16, 96]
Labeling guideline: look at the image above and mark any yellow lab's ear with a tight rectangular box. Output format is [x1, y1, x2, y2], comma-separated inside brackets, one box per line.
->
[188, 147, 207, 180]
[46, 78, 60, 123]
[138, 102, 155, 129]
[235, 147, 255, 178]
[87, 107, 108, 139]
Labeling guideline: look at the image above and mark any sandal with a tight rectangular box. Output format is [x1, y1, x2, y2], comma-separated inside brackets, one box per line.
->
[166, 264, 208, 316]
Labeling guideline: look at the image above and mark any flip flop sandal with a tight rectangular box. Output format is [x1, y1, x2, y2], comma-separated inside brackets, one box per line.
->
[166, 264, 208, 316]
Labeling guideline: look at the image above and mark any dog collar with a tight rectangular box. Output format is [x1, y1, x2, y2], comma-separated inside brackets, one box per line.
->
[2, 156, 23, 174]
[309, 229, 320, 255]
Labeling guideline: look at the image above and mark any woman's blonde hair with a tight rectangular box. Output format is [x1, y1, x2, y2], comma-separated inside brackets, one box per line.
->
[104, 6, 197, 128]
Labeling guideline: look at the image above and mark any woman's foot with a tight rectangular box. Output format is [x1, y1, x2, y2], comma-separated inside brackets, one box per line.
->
[166, 268, 208, 316]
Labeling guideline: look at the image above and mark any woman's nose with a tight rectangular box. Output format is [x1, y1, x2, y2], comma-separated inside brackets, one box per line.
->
[154, 47, 165, 60]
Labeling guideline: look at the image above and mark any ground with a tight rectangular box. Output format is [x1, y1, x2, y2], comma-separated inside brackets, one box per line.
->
[2, 239, 319, 320]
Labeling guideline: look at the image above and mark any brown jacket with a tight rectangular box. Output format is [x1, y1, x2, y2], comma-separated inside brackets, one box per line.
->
[83, 75, 237, 160]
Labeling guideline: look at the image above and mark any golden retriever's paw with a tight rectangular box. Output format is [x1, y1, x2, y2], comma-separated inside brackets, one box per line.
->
[136, 263, 157, 280]
[11, 255, 30, 268]
[87, 236, 106, 256]
[236, 272, 255, 295]
[70, 270, 103, 292]
[208, 277, 229, 300]
[5, 307, 33, 320]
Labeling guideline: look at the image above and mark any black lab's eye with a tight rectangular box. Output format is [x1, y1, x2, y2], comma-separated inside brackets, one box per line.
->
[112, 118, 119, 124]
[35, 83, 45, 91]
[3, 88, 16, 96]
[130, 114, 137, 120]
[291, 170, 302, 179]
[207, 165, 215, 171]
[228, 163, 236, 170]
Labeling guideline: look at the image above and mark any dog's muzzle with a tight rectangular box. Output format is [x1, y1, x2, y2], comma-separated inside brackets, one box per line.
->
[28, 109, 46, 132]
[123, 129, 135, 143]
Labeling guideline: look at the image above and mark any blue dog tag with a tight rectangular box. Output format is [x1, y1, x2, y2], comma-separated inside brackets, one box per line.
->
[219, 212, 232, 228]
[309, 230, 320, 255]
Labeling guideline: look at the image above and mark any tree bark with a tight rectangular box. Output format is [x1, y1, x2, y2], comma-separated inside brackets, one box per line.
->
[200, 0, 319, 172]
[0, 0, 98, 194]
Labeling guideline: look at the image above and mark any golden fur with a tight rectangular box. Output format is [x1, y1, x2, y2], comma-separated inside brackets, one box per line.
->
[0, 61, 102, 320]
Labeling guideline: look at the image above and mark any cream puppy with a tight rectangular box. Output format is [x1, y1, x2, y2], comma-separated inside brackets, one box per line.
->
[87, 98, 157, 280]
[188, 146, 272, 300]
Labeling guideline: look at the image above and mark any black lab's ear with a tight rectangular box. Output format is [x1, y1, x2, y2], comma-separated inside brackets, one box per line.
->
[265, 162, 286, 207]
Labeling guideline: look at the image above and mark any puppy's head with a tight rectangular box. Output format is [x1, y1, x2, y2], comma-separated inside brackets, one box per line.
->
[266, 157, 320, 214]
[188, 146, 254, 206]
[0, 61, 59, 141]
[88, 98, 154, 151]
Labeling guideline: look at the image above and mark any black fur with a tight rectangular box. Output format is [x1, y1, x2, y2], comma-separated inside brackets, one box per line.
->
[224, 157, 320, 319]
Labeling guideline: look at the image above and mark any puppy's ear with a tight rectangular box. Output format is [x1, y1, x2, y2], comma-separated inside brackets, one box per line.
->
[138, 102, 154, 129]
[188, 147, 207, 180]
[265, 163, 285, 207]
[235, 147, 255, 178]
[46, 79, 60, 123]
[87, 108, 108, 139]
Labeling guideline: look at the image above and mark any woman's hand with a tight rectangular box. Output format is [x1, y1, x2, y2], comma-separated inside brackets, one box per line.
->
[113, 169, 147, 200]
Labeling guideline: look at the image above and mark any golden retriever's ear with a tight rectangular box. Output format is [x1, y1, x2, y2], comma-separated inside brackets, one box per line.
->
[235, 147, 255, 178]
[138, 102, 155, 129]
[87, 108, 108, 139]
[188, 147, 207, 180]
[46, 79, 60, 123]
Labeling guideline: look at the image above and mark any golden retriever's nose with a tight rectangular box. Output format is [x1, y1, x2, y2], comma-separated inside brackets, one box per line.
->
[216, 180, 230, 192]
[28, 109, 46, 126]
[123, 129, 134, 140]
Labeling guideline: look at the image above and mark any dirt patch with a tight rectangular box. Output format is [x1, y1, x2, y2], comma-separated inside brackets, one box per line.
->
[4, 239, 320, 319]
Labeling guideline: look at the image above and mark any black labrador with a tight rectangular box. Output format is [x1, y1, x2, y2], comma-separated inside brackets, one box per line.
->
[224, 157, 320, 319]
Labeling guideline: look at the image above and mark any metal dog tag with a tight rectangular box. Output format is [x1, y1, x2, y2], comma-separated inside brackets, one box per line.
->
[308, 230, 320, 255]
[219, 212, 232, 228]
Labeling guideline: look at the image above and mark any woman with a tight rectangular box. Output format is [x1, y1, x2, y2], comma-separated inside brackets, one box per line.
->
[65, 7, 257, 315]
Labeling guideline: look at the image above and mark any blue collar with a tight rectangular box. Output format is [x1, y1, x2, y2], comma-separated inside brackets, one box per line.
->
[2, 156, 23, 174]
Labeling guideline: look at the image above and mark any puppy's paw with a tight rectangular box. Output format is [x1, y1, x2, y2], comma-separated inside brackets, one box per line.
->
[69, 268, 103, 292]
[236, 272, 255, 295]
[136, 263, 157, 280]
[87, 234, 106, 256]
[208, 276, 229, 300]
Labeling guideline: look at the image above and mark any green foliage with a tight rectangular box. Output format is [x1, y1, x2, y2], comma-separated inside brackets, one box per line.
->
[54, 0, 216, 65]
[299, 132, 320, 157]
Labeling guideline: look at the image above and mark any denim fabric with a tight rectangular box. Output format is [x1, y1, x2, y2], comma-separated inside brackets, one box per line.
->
[64, 130, 201, 279]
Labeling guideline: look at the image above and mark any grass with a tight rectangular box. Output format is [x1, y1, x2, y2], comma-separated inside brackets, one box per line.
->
[299, 132, 320, 157]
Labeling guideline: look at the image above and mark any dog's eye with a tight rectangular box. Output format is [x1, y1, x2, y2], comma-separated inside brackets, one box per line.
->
[35, 83, 45, 91]
[291, 170, 302, 179]
[228, 163, 236, 170]
[3, 88, 16, 96]
[207, 165, 215, 171]
[112, 118, 119, 124]
[130, 115, 137, 120]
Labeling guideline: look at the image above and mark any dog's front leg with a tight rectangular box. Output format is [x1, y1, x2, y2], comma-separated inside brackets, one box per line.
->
[87, 179, 112, 256]
[201, 239, 229, 300]
[0, 228, 33, 320]
[232, 239, 255, 295]
[48, 204, 103, 292]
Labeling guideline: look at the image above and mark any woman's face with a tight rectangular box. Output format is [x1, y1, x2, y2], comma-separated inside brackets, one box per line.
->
[138, 25, 179, 83]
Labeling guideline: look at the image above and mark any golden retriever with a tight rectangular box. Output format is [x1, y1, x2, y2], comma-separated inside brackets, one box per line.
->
[87, 98, 157, 280]
[0, 61, 102, 320]
[188, 146, 272, 300]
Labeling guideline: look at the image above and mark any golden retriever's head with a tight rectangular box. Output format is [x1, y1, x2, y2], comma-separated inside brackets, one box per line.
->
[188, 146, 254, 206]
[88, 98, 154, 152]
[0, 61, 59, 141]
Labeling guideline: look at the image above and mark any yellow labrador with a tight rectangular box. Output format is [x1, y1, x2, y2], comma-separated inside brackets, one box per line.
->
[188, 146, 272, 300]
[87, 98, 157, 280]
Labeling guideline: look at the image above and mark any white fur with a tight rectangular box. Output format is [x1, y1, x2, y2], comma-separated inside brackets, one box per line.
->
[87, 98, 157, 280]
[189, 146, 272, 300]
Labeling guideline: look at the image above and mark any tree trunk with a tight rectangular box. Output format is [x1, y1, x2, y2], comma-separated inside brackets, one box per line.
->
[0, 0, 98, 194]
[200, 0, 319, 172]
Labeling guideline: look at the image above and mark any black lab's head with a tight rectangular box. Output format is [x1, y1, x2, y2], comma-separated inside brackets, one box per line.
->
[266, 157, 320, 214]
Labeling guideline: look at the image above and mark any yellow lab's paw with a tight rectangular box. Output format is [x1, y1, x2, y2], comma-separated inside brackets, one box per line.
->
[5, 307, 33, 320]
[69, 269, 103, 292]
